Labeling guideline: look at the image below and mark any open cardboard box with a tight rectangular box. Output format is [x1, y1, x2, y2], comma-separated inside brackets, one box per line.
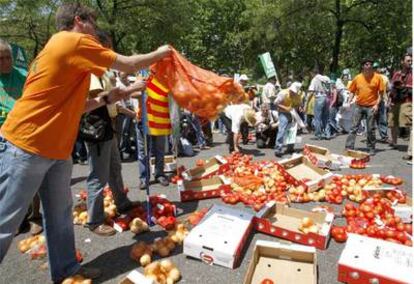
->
[244, 240, 317, 284]
[303, 144, 342, 170]
[177, 175, 231, 202]
[150, 155, 177, 173]
[331, 149, 370, 166]
[181, 155, 229, 181]
[277, 155, 334, 192]
[338, 234, 413, 284]
[184, 204, 254, 269]
[254, 202, 334, 250]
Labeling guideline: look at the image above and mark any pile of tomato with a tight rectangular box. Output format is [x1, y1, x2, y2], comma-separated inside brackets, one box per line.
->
[331, 196, 412, 246]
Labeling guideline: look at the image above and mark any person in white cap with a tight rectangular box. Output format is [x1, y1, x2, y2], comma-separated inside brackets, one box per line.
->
[274, 81, 303, 157]
[220, 103, 257, 153]
[238, 74, 249, 87]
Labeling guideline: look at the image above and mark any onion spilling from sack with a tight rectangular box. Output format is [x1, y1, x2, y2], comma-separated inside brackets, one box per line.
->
[150, 47, 246, 119]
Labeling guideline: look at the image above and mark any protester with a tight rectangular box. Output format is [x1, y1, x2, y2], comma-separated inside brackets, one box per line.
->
[220, 103, 256, 153]
[345, 58, 384, 155]
[373, 62, 390, 143]
[0, 38, 43, 236]
[0, 3, 171, 282]
[307, 65, 331, 140]
[83, 30, 141, 237]
[388, 53, 412, 161]
[261, 76, 278, 110]
[255, 103, 278, 148]
[274, 82, 303, 157]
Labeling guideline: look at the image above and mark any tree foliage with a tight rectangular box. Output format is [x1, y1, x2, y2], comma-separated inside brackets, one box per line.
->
[0, 0, 411, 83]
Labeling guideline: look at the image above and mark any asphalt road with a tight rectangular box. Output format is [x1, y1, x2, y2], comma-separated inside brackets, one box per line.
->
[0, 132, 412, 284]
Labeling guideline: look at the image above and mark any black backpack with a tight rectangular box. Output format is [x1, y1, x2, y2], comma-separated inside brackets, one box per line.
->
[79, 105, 113, 143]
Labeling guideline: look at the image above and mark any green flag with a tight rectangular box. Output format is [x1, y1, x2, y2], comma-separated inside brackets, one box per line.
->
[258, 52, 277, 79]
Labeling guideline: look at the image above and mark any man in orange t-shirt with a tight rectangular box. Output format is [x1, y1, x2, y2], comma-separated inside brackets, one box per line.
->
[0, 3, 171, 283]
[345, 58, 384, 155]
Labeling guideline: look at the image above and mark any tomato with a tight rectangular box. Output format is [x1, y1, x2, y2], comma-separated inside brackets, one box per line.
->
[261, 279, 274, 284]
[385, 229, 396, 239]
[404, 239, 413, 247]
[196, 159, 205, 167]
[76, 250, 83, 263]
[345, 203, 355, 211]
[405, 224, 412, 234]
[364, 211, 375, 219]
[334, 233, 348, 243]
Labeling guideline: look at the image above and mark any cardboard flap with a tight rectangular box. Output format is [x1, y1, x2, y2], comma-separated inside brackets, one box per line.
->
[181, 176, 226, 192]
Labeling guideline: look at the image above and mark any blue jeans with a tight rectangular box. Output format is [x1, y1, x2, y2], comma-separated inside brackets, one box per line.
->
[193, 116, 206, 147]
[326, 106, 340, 137]
[136, 123, 166, 183]
[377, 100, 388, 139]
[0, 137, 79, 282]
[85, 137, 131, 227]
[345, 105, 376, 150]
[275, 112, 292, 153]
[313, 96, 329, 138]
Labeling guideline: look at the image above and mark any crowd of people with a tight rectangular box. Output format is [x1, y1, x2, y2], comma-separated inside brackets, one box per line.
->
[0, 2, 412, 283]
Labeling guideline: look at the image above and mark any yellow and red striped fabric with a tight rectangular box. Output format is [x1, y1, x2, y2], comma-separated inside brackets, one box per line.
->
[146, 77, 171, 136]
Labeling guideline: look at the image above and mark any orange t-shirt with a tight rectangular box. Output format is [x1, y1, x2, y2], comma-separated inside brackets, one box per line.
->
[1, 31, 116, 159]
[348, 73, 384, 107]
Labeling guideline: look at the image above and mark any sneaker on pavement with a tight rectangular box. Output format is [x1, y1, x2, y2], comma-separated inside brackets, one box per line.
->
[89, 224, 116, 237]
[156, 176, 169, 186]
[402, 154, 412, 161]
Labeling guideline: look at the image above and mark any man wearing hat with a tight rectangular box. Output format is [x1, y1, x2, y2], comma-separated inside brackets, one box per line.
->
[345, 58, 384, 155]
[274, 82, 303, 157]
[221, 103, 257, 153]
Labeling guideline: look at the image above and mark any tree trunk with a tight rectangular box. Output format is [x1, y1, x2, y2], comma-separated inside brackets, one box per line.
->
[330, 0, 342, 75]
[330, 20, 343, 74]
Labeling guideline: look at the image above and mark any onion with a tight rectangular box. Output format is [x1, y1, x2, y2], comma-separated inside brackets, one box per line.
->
[168, 268, 181, 282]
[140, 253, 151, 267]
[160, 259, 174, 272]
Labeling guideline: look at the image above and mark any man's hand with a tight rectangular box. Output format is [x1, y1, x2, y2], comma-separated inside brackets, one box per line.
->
[372, 104, 379, 113]
[107, 80, 146, 104]
[157, 45, 172, 57]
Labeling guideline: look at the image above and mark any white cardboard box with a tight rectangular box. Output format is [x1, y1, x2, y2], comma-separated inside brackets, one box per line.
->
[244, 240, 317, 284]
[338, 233, 414, 284]
[183, 204, 254, 269]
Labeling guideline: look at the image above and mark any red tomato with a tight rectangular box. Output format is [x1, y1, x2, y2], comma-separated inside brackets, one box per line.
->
[385, 229, 396, 239]
[196, 159, 205, 167]
[334, 233, 348, 243]
[404, 224, 412, 234]
[261, 279, 274, 284]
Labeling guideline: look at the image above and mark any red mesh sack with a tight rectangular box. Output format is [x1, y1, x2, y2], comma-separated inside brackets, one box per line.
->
[150, 47, 247, 119]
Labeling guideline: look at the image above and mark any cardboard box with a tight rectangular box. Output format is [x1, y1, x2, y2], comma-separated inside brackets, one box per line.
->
[182, 155, 229, 181]
[183, 204, 254, 269]
[303, 144, 342, 170]
[338, 234, 414, 284]
[150, 155, 177, 173]
[243, 240, 317, 284]
[277, 155, 334, 192]
[119, 269, 156, 284]
[254, 202, 334, 250]
[177, 175, 231, 202]
[331, 149, 370, 166]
